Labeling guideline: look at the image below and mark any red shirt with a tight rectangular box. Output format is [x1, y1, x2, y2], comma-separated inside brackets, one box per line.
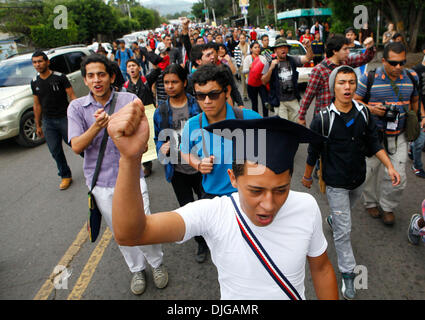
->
[300, 34, 314, 43]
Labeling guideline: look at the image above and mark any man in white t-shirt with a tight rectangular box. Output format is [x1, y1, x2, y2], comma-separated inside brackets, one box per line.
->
[107, 110, 338, 299]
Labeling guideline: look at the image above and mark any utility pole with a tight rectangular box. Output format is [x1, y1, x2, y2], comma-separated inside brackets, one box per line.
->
[203, 0, 208, 23]
[273, 0, 277, 27]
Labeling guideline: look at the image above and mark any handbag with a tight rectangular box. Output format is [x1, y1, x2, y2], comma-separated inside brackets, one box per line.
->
[230, 195, 302, 300]
[87, 93, 118, 242]
[389, 75, 420, 142]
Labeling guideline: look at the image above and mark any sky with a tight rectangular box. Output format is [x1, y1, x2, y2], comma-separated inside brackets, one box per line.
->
[139, 0, 198, 16]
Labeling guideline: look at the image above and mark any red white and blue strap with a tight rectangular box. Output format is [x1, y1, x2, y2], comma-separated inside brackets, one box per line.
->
[230, 195, 302, 300]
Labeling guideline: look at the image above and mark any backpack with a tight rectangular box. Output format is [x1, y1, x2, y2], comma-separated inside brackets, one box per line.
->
[319, 101, 369, 138]
[123, 75, 147, 90]
[319, 101, 374, 157]
[118, 48, 131, 61]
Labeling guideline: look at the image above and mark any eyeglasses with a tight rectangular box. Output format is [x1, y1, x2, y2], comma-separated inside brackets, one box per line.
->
[386, 59, 407, 67]
[194, 89, 224, 101]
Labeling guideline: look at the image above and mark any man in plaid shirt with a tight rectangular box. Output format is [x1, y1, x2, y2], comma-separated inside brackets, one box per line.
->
[298, 34, 376, 126]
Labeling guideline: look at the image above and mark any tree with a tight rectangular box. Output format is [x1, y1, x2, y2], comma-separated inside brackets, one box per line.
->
[325, 0, 425, 51]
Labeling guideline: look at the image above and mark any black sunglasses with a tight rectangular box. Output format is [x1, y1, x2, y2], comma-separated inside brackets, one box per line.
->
[194, 89, 224, 101]
[386, 59, 407, 67]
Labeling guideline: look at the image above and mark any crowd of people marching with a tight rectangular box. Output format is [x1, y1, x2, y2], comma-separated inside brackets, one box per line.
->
[31, 17, 425, 300]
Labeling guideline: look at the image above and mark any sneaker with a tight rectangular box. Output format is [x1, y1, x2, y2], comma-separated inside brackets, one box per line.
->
[341, 272, 356, 300]
[130, 270, 146, 295]
[326, 215, 333, 231]
[195, 242, 208, 263]
[152, 264, 168, 289]
[407, 214, 421, 245]
[412, 166, 425, 179]
[59, 177, 72, 190]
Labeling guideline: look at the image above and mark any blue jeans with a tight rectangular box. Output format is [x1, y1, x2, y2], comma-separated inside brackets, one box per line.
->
[412, 129, 425, 170]
[42, 116, 72, 178]
[326, 184, 364, 274]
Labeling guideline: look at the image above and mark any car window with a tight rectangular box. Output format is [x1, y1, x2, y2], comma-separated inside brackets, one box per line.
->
[50, 54, 69, 74]
[0, 59, 37, 87]
[65, 51, 86, 73]
[289, 44, 306, 56]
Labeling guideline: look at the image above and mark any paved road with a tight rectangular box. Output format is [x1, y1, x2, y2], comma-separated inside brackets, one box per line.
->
[1, 70, 425, 301]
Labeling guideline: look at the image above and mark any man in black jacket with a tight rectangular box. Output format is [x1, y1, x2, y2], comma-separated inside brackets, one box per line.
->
[302, 66, 400, 300]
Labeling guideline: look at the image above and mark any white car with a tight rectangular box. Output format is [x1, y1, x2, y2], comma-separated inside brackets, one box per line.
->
[0, 46, 91, 147]
[87, 42, 112, 54]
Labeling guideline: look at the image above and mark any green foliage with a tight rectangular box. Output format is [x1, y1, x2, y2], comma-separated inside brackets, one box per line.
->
[30, 19, 79, 49]
[0, 0, 163, 48]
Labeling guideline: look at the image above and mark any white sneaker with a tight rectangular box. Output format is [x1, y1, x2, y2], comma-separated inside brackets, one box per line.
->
[131, 270, 146, 295]
[152, 264, 168, 289]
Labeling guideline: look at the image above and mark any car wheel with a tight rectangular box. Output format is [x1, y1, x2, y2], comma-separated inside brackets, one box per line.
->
[15, 111, 45, 147]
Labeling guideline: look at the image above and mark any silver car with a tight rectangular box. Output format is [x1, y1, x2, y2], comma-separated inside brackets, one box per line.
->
[0, 46, 90, 147]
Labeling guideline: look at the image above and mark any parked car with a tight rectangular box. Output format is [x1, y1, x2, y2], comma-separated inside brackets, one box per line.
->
[0, 46, 91, 147]
[87, 42, 113, 54]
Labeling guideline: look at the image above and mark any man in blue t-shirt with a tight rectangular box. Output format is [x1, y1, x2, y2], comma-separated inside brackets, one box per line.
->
[180, 64, 261, 262]
[115, 40, 135, 80]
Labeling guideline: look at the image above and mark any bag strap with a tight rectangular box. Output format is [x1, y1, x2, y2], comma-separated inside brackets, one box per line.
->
[199, 106, 244, 158]
[364, 69, 376, 104]
[90, 93, 118, 191]
[230, 195, 302, 300]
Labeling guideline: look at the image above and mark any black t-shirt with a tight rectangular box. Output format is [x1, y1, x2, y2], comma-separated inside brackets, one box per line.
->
[31, 71, 71, 118]
[339, 106, 357, 135]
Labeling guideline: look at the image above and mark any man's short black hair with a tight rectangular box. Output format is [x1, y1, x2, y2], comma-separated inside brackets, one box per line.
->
[163, 63, 188, 84]
[232, 161, 293, 179]
[203, 42, 218, 52]
[192, 64, 230, 91]
[261, 34, 269, 40]
[126, 58, 140, 67]
[190, 44, 204, 67]
[344, 27, 356, 35]
[392, 32, 403, 40]
[383, 41, 406, 60]
[81, 53, 114, 78]
[32, 50, 48, 61]
[325, 34, 351, 58]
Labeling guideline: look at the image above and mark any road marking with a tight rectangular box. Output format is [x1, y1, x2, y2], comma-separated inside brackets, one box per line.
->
[67, 227, 113, 300]
[33, 222, 89, 300]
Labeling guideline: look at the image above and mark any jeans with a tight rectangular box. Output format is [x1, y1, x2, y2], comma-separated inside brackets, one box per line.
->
[247, 85, 269, 117]
[412, 129, 425, 170]
[42, 116, 71, 178]
[326, 184, 364, 273]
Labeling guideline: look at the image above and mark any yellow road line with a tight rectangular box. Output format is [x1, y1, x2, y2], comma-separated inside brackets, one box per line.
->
[67, 227, 113, 300]
[33, 222, 89, 300]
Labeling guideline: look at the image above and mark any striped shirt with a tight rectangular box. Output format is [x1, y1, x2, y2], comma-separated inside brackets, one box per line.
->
[355, 67, 418, 135]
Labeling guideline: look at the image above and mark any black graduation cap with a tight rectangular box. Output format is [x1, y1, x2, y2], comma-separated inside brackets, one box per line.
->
[204, 116, 326, 174]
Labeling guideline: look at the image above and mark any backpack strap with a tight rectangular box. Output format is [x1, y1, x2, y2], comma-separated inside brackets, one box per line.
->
[232, 106, 244, 120]
[364, 69, 376, 104]
[319, 107, 332, 138]
[159, 101, 169, 130]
